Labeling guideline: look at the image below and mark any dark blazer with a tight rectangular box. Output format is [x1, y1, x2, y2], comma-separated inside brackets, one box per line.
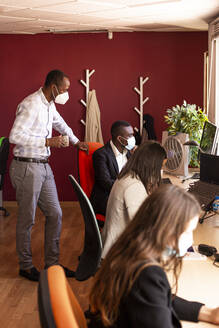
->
[88, 265, 203, 328]
[90, 141, 130, 215]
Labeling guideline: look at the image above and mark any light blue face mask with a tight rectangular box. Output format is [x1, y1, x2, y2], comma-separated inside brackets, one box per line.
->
[162, 246, 177, 260]
[163, 237, 193, 259]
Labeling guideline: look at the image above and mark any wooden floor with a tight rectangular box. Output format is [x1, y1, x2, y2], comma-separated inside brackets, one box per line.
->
[0, 202, 93, 328]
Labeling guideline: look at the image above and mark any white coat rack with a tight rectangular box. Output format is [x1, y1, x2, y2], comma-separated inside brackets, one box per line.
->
[133, 76, 149, 135]
[80, 69, 95, 126]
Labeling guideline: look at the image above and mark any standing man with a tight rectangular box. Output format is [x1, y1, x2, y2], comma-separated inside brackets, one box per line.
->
[90, 120, 135, 218]
[9, 69, 88, 281]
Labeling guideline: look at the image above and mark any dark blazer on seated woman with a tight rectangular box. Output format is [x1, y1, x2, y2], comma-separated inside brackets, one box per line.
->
[90, 141, 130, 215]
[88, 265, 203, 328]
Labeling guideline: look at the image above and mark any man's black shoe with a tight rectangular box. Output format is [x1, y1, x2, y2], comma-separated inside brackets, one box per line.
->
[61, 265, 75, 278]
[44, 264, 75, 278]
[19, 267, 40, 281]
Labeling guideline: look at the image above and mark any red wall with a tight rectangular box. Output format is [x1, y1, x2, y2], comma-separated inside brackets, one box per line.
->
[0, 31, 208, 201]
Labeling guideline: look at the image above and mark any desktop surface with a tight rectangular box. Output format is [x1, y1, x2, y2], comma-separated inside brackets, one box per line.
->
[180, 215, 219, 327]
[163, 173, 219, 327]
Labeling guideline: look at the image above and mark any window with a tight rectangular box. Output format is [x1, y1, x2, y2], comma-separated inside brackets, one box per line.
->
[203, 51, 208, 113]
[208, 17, 219, 126]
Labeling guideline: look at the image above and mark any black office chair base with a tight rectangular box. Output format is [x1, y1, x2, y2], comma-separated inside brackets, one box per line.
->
[0, 206, 9, 217]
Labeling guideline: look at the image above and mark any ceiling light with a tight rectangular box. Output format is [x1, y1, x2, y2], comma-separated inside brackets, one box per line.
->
[108, 31, 113, 39]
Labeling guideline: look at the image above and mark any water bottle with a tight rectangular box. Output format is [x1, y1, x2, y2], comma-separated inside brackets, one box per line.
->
[212, 196, 219, 213]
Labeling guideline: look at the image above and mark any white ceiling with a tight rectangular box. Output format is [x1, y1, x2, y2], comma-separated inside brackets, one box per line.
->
[0, 0, 218, 34]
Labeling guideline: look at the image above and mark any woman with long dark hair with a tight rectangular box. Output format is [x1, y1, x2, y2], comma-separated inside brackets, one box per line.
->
[89, 185, 219, 327]
[101, 140, 166, 258]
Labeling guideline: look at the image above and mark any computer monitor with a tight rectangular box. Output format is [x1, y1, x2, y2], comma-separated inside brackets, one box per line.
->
[200, 152, 219, 185]
[199, 120, 218, 155]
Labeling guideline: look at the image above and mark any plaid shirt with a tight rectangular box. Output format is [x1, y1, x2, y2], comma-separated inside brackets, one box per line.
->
[9, 88, 79, 158]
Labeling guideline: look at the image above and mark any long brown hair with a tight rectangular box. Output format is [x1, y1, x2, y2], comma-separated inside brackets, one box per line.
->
[119, 141, 166, 194]
[89, 185, 201, 326]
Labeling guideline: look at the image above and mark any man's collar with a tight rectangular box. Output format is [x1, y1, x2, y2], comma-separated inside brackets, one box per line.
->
[39, 87, 53, 105]
[110, 140, 127, 157]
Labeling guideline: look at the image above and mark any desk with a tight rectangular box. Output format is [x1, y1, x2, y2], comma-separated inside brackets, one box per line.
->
[180, 215, 219, 327]
[164, 173, 219, 327]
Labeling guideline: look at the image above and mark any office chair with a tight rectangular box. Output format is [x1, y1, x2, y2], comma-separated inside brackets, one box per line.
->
[38, 265, 87, 328]
[78, 141, 105, 226]
[0, 137, 10, 216]
[68, 174, 103, 281]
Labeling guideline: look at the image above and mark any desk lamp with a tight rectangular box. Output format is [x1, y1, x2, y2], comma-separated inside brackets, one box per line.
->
[183, 140, 203, 181]
[183, 140, 204, 153]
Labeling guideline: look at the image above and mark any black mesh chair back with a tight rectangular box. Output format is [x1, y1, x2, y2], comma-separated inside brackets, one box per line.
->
[0, 137, 10, 216]
[68, 174, 102, 281]
[0, 137, 9, 185]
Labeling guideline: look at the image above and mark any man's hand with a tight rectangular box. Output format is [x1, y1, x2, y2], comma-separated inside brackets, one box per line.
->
[76, 141, 89, 154]
[46, 135, 67, 148]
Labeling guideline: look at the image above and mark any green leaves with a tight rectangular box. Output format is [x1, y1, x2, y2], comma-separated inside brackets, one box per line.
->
[164, 100, 208, 167]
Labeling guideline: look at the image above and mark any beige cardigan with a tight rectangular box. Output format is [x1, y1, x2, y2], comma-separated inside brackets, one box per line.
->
[101, 174, 147, 258]
[85, 90, 104, 143]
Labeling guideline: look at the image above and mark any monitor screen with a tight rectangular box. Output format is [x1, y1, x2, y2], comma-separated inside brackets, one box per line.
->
[199, 121, 217, 155]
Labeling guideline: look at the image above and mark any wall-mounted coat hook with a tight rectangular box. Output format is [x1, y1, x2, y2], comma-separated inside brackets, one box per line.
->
[80, 69, 95, 126]
[133, 76, 149, 135]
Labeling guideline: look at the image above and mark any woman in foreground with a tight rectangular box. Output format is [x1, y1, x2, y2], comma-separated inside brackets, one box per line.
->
[89, 185, 219, 327]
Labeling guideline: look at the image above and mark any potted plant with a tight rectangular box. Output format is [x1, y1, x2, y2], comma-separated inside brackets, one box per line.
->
[164, 100, 208, 167]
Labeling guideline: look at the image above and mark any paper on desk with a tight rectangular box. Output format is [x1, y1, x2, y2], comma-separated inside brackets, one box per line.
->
[183, 246, 207, 260]
[183, 252, 207, 260]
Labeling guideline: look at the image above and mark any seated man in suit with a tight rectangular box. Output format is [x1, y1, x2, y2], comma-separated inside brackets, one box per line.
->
[90, 120, 135, 216]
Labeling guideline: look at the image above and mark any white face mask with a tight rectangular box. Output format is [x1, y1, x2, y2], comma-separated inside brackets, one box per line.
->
[53, 85, 69, 105]
[163, 215, 198, 258]
[55, 91, 69, 105]
[163, 236, 192, 259]
[178, 215, 198, 256]
[177, 231, 193, 257]
[123, 136, 136, 150]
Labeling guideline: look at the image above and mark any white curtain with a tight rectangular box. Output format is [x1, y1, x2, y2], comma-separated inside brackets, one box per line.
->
[208, 17, 219, 125]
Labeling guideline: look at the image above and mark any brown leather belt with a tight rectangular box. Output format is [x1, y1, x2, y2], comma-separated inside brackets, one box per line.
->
[14, 156, 49, 164]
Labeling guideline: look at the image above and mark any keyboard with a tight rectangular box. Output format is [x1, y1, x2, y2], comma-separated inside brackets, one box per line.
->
[161, 178, 172, 184]
[188, 180, 219, 209]
[191, 172, 200, 179]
